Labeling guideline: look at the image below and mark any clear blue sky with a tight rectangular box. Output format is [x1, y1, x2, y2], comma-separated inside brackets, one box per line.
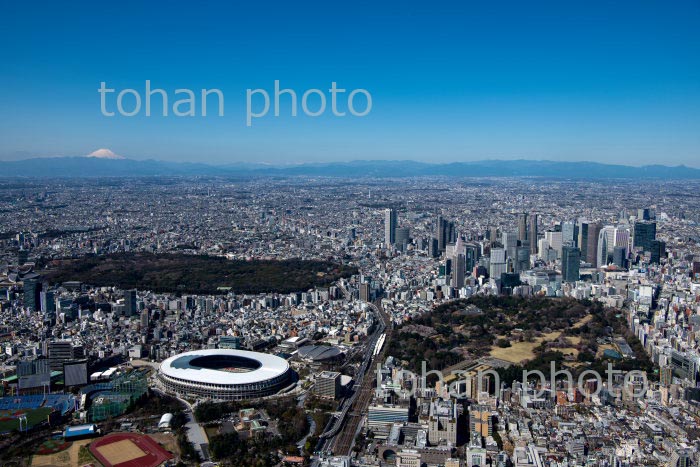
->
[1, 0, 699, 166]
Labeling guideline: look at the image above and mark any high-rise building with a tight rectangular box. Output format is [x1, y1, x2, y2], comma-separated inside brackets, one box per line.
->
[359, 282, 371, 302]
[633, 221, 657, 251]
[39, 290, 55, 314]
[436, 215, 456, 252]
[395, 227, 410, 252]
[430, 238, 439, 258]
[544, 231, 563, 258]
[614, 226, 631, 251]
[561, 221, 578, 247]
[385, 208, 397, 246]
[490, 248, 506, 263]
[140, 309, 150, 330]
[583, 222, 601, 265]
[515, 246, 530, 273]
[577, 222, 588, 258]
[465, 244, 480, 272]
[561, 246, 581, 282]
[452, 254, 466, 288]
[488, 226, 499, 243]
[650, 240, 666, 264]
[124, 289, 137, 316]
[502, 230, 518, 260]
[517, 213, 528, 243]
[613, 246, 627, 268]
[489, 248, 507, 278]
[529, 213, 539, 254]
[597, 226, 614, 267]
[637, 208, 655, 221]
[48, 340, 84, 372]
[23, 279, 41, 311]
[428, 399, 460, 445]
[660, 366, 673, 387]
[314, 371, 341, 399]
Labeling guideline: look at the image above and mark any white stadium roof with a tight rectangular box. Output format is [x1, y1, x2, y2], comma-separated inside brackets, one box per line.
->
[159, 349, 290, 386]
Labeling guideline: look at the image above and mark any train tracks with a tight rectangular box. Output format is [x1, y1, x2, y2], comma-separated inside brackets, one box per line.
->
[330, 300, 393, 455]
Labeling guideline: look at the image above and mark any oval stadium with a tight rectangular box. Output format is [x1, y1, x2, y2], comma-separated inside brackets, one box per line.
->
[158, 349, 293, 401]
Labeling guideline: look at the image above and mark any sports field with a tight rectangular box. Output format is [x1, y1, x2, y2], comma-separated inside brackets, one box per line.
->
[0, 407, 52, 432]
[89, 432, 173, 467]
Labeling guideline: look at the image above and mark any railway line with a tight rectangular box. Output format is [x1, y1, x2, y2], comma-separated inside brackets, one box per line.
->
[329, 299, 393, 455]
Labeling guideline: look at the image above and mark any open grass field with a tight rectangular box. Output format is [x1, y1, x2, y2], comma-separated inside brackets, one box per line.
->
[0, 407, 52, 432]
[490, 340, 542, 363]
[489, 315, 591, 364]
[572, 314, 593, 328]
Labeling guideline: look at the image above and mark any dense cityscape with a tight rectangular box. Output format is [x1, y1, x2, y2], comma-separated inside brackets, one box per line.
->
[0, 175, 699, 466]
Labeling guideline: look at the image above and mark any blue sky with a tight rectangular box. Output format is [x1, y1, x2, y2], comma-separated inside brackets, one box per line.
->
[1, 1, 699, 166]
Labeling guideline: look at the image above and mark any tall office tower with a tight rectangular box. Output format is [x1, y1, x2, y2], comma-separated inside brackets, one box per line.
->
[529, 213, 539, 254]
[446, 219, 456, 245]
[359, 282, 371, 302]
[544, 230, 563, 258]
[384, 208, 397, 246]
[502, 230, 518, 260]
[436, 215, 455, 252]
[537, 238, 550, 259]
[597, 226, 614, 267]
[515, 246, 530, 272]
[489, 248, 507, 278]
[124, 289, 137, 316]
[561, 246, 581, 282]
[517, 213, 528, 243]
[437, 215, 446, 251]
[637, 208, 654, 221]
[578, 222, 590, 260]
[465, 243, 480, 272]
[650, 240, 666, 264]
[490, 248, 506, 264]
[394, 227, 410, 252]
[614, 226, 631, 251]
[140, 309, 150, 330]
[561, 221, 578, 247]
[633, 221, 657, 251]
[40, 290, 56, 314]
[488, 226, 499, 243]
[452, 254, 466, 288]
[613, 246, 627, 268]
[584, 222, 601, 265]
[430, 238, 439, 258]
[23, 279, 41, 311]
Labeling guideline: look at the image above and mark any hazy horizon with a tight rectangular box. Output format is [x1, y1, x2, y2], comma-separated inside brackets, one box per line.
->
[2, 1, 699, 166]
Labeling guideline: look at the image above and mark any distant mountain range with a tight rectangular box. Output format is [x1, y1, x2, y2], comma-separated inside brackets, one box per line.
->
[2, 156, 700, 179]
